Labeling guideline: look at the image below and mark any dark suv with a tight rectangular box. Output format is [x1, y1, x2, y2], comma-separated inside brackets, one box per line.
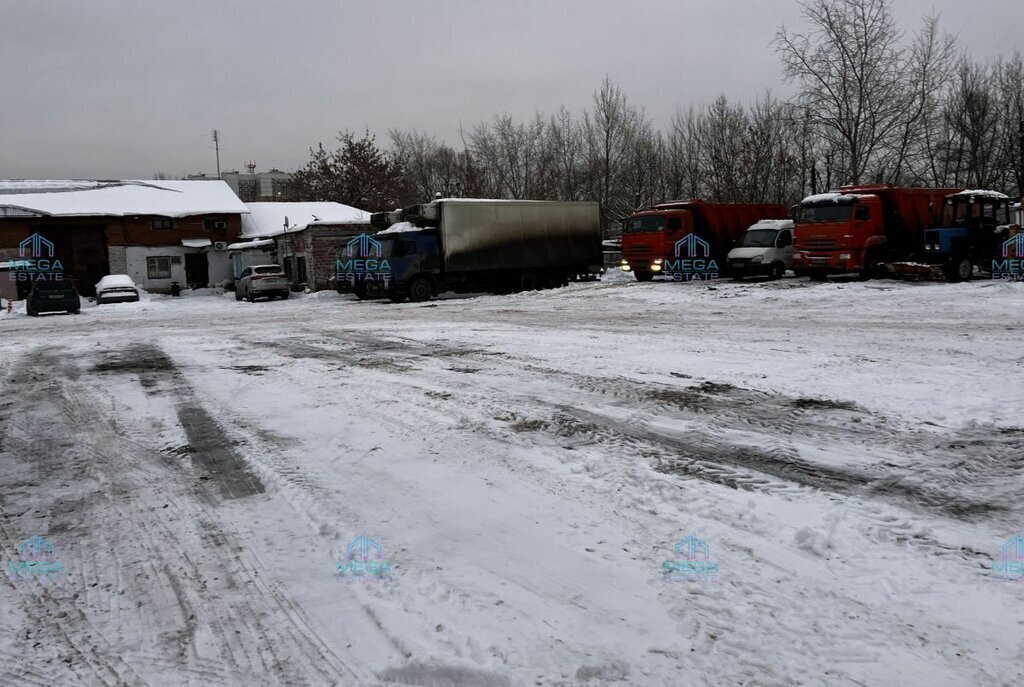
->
[26, 278, 80, 316]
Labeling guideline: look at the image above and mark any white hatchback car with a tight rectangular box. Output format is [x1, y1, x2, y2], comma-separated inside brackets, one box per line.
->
[95, 274, 141, 304]
[235, 265, 290, 302]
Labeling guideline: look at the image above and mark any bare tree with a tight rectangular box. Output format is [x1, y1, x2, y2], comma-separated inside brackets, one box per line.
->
[775, 0, 909, 184]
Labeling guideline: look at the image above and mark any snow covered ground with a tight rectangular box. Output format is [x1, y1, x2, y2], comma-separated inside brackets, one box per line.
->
[1, 274, 1022, 686]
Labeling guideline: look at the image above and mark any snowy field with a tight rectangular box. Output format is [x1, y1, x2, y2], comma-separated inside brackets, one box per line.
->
[1, 274, 1022, 686]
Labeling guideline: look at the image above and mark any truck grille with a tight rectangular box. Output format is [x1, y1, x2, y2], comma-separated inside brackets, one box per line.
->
[627, 245, 653, 256]
[802, 238, 838, 250]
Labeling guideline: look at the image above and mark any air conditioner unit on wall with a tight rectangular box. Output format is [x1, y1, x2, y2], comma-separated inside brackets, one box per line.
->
[213, 241, 228, 251]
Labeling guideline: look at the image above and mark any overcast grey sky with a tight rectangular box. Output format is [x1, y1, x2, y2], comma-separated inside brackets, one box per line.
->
[1, 0, 1020, 179]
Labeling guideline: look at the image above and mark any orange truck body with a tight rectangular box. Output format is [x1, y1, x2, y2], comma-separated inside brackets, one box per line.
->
[793, 185, 961, 278]
[620, 200, 788, 281]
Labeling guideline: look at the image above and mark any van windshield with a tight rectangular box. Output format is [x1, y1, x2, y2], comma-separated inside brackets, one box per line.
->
[737, 229, 779, 247]
[624, 216, 665, 233]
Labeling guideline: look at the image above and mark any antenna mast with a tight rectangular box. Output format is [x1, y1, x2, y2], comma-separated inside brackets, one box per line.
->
[212, 130, 221, 179]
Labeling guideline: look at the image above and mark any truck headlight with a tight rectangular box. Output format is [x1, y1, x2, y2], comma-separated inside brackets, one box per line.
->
[839, 253, 852, 260]
[793, 252, 803, 260]
[651, 264, 662, 272]
[653, 258, 663, 265]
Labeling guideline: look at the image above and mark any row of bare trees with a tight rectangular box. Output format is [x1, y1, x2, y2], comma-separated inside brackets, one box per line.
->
[288, 0, 1024, 232]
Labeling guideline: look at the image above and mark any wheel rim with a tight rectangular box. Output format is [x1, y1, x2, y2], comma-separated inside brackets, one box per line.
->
[411, 280, 430, 301]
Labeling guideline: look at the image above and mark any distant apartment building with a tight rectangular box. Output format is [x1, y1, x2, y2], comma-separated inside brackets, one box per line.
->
[188, 164, 292, 202]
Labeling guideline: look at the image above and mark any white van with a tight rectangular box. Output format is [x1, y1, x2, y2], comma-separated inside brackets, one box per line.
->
[727, 220, 795, 280]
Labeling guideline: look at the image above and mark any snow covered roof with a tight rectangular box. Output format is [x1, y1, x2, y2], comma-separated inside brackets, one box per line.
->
[750, 219, 794, 230]
[227, 238, 275, 251]
[801, 192, 859, 205]
[0, 179, 248, 218]
[241, 202, 371, 239]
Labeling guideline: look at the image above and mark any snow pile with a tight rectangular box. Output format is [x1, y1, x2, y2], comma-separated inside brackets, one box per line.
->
[377, 221, 423, 235]
[95, 274, 136, 290]
[0, 180, 248, 217]
[801, 192, 858, 204]
[950, 189, 1010, 200]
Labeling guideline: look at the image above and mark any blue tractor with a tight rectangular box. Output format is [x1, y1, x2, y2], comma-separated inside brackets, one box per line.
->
[894, 190, 1019, 282]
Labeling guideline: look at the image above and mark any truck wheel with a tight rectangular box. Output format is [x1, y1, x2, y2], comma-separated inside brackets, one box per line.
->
[634, 271, 654, 282]
[858, 254, 884, 281]
[769, 262, 786, 280]
[408, 277, 433, 302]
[353, 282, 370, 300]
[518, 272, 540, 292]
[945, 258, 972, 283]
[542, 272, 565, 290]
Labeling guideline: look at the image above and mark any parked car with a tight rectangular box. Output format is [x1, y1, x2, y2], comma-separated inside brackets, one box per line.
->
[95, 274, 140, 304]
[235, 265, 290, 302]
[727, 220, 795, 280]
[26, 278, 79, 316]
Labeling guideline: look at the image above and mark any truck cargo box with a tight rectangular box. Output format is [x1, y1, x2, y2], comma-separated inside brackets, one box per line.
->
[437, 200, 602, 273]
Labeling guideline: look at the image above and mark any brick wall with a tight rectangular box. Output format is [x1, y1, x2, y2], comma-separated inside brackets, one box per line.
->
[311, 224, 369, 291]
[107, 245, 127, 274]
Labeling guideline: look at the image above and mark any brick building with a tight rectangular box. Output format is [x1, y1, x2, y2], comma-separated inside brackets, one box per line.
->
[232, 202, 371, 291]
[0, 180, 248, 296]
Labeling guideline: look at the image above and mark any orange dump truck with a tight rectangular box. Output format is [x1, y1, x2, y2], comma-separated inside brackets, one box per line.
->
[619, 200, 788, 282]
[793, 185, 960, 280]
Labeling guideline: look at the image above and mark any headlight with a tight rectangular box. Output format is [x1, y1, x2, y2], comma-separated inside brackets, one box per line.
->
[839, 253, 852, 260]
[620, 259, 629, 265]
[793, 252, 803, 260]
[653, 258, 664, 265]
[749, 255, 763, 264]
[651, 264, 662, 272]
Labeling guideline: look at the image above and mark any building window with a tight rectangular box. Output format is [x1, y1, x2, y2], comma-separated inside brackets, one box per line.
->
[204, 218, 228, 232]
[147, 256, 172, 279]
[152, 218, 175, 230]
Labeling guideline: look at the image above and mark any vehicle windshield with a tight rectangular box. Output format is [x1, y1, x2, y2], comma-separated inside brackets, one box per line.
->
[942, 198, 1010, 226]
[737, 229, 779, 247]
[624, 216, 665, 233]
[799, 204, 853, 223]
[254, 266, 283, 275]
